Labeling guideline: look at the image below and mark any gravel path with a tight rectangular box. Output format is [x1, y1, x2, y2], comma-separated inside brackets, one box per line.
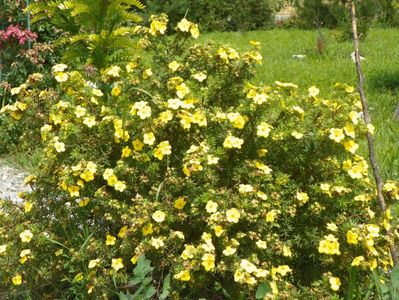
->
[0, 159, 31, 203]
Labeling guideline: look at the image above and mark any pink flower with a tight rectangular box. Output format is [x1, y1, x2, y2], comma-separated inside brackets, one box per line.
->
[0, 24, 37, 48]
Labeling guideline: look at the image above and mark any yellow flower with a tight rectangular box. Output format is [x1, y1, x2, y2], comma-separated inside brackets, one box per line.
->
[106, 234, 116, 246]
[234, 268, 245, 282]
[131, 255, 139, 264]
[118, 226, 128, 238]
[201, 253, 215, 271]
[177, 18, 191, 32]
[52, 63, 67, 73]
[326, 223, 338, 232]
[168, 61, 180, 72]
[151, 237, 164, 249]
[193, 72, 207, 82]
[345, 86, 355, 93]
[126, 62, 137, 73]
[266, 210, 277, 223]
[106, 66, 121, 78]
[20, 230, 33, 243]
[227, 112, 246, 129]
[257, 122, 273, 138]
[351, 256, 365, 266]
[143, 132, 156, 145]
[149, 20, 167, 35]
[55, 72, 68, 82]
[174, 270, 191, 281]
[296, 191, 309, 205]
[292, 106, 305, 118]
[318, 234, 341, 255]
[80, 170, 95, 182]
[213, 225, 224, 237]
[343, 140, 359, 154]
[275, 265, 292, 276]
[92, 88, 103, 97]
[114, 181, 126, 192]
[291, 131, 304, 139]
[132, 139, 144, 151]
[348, 165, 363, 179]
[68, 185, 80, 197]
[142, 223, 153, 236]
[349, 111, 359, 124]
[153, 141, 172, 160]
[223, 135, 244, 149]
[256, 240, 267, 249]
[54, 140, 66, 153]
[308, 86, 319, 97]
[12, 275, 22, 285]
[207, 155, 219, 165]
[205, 201, 218, 213]
[181, 245, 196, 260]
[240, 259, 257, 273]
[176, 83, 190, 99]
[121, 146, 132, 158]
[20, 249, 31, 263]
[142, 68, 153, 79]
[329, 128, 345, 143]
[283, 245, 292, 257]
[222, 246, 237, 256]
[346, 230, 359, 245]
[238, 184, 253, 193]
[112, 258, 124, 271]
[74, 105, 86, 118]
[103, 168, 114, 180]
[0, 244, 7, 254]
[24, 202, 33, 213]
[190, 24, 199, 38]
[174, 197, 187, 209]
[79, 197, 90, 207]
[367, 123, 375, 135]
[226, 208, 241, 223]
[369, 258, 378, 270]
[158, 110, 174, 124]
[344, 123, 356, 138]
[138, 105, 152, 119]
[88, 259, 100, 269]
[329, 276, 341, 291]
[83, 116, 96, 128]
[111, 85, 122, 97]
[152, 210, 166, 223]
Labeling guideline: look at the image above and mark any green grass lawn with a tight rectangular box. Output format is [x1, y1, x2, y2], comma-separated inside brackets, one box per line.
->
[202, 28, 399, 179]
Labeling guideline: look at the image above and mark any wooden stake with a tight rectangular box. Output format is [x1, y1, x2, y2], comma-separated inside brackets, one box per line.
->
[350, 1, 398, 265]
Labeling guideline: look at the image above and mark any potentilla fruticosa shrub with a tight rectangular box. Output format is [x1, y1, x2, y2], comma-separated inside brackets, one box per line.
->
[1, 15, 399, 299]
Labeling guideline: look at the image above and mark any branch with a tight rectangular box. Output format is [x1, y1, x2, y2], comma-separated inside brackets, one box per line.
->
[350, 1, 398, 265]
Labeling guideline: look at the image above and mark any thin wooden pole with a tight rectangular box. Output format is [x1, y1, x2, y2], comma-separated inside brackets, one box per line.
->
[26, 0, 31, 49]
[350, 1, 398, 266]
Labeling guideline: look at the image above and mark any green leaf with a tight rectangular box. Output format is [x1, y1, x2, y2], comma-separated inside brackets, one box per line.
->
[119, 291, 133, 300]
[256, 282, 272, 299]
[144, 286, 156, 299]
[133, 255, 153, 279]
[160, 274, 171, 300]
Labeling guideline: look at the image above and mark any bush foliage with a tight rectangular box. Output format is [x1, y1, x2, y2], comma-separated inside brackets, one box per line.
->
[144, 0, 274, 32]
[1, 13, 399, 299]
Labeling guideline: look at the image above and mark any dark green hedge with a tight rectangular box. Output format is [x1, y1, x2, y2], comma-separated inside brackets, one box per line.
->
[143, 0, 274, 32]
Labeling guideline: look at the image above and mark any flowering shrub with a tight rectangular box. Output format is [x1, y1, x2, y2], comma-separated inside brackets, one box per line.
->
[1, 15, 398, 299]
[0, 24, 37, 48]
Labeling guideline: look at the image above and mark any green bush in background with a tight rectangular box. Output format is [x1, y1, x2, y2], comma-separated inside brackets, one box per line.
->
[144, 0, 274, 32]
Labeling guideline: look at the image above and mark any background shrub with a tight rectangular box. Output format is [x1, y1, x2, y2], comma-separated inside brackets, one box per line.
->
[144, 0, 274, 32]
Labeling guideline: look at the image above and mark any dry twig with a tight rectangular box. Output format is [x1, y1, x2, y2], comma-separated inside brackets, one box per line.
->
[350, 1, 398, 265]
